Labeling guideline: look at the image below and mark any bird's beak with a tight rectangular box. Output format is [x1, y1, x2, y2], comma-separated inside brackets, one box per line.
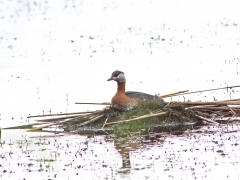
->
[107, 77, 116, 81]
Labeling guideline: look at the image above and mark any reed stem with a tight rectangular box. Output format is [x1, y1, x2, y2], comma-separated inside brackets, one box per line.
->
[27, 110, 100, 118]
[168, 85, 240, 97]
[75, 102, 111, 105]
[181, 101, 240, 106]
[106, 111, 168, 125]
[160, 90, 189, 98]
[77, 114, 105, 127]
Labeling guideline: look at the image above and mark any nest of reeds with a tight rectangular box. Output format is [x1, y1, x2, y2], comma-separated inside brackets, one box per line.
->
[7, 86, 240, 137]
[23, 102, 197, 136]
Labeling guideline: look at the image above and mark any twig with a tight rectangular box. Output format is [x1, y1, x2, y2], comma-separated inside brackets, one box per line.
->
[102, 117, 109, 128]
[160, 90, 189, 98]
[3, 122, 49, 130]
[221, 98, 240, 101]
[36, 115, 81, 122]
[105, 111, 168, 125]
[195, 114, 219, 125]
[226, 105, 237, 116]
[181, 101, 240, 106]
[27, 110, 100, 118]
[169, 85, 240, 97]
[77, 114, 105, 127]
[29, 114, 91, 131]
[75, 102, 111, 105]
[188, 106, 240, 111]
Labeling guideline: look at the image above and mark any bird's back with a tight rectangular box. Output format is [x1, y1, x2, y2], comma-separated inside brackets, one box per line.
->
[125, 91, 165, 106]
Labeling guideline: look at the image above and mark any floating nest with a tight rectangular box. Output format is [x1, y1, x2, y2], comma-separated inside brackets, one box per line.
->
[7, 87, 240, 137]
[61, 102, 201, 136]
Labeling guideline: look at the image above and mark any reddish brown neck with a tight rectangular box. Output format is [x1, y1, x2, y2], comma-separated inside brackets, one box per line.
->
[117, 81, 126, 93]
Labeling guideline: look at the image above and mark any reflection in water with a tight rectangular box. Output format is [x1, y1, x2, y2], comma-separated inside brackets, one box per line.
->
[114, 124, 200, 171]
[0, 123, 240, 179]
[114, 123, 240, 179]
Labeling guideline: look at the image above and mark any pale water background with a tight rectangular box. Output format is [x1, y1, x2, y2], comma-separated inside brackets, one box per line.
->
[1, 0, 240, 179]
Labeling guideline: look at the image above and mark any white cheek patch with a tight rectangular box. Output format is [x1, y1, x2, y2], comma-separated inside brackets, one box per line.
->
[116, 73, 126, 83]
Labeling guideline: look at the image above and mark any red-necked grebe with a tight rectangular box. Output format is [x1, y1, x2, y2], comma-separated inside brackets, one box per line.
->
[107, 70, 164, 111]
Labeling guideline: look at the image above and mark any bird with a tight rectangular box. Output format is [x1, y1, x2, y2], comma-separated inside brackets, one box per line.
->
[107, 70, 165, 111]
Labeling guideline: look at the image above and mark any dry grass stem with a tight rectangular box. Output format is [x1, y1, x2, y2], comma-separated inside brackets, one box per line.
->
[181, 101, 240, 106]
[27, 110, 100, 118]
[102, 117, 109, 128]
[195, 115, 219, 125]
[189, 106, 240, 111]
[3, 122, 49, 129]
[226, 105, 236, 116]
[36, 115, 81, 122]
[106, 111, 168, 125]
[221, 98, 240, 101]
[77, 114, 105, 127]
[170, 85, 240, 97]
[160, 90, 189, 98]
[75, 102, 111, 105]
[29, 114, 91, 131]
